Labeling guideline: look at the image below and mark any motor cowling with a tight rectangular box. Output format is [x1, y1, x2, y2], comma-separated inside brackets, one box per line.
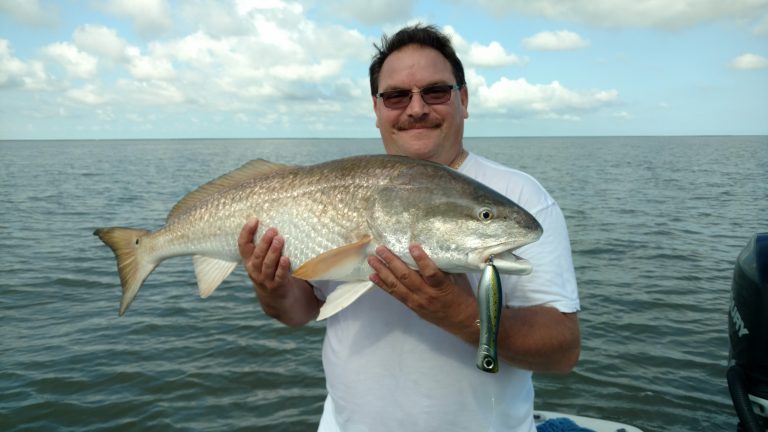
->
[727, 232, 768, 432]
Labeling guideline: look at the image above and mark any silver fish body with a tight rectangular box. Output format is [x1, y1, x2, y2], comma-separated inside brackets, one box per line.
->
[94, 155, 542, 318]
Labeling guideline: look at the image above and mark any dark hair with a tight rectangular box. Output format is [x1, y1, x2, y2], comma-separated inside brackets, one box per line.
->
[369, 24, 466, 96]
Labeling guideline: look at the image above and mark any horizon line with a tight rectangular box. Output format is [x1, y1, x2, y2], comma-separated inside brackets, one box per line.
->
[1, 134, 767, 142]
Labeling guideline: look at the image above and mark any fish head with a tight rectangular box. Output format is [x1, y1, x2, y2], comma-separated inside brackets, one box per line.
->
[412, 192, 542, 275]
[370, 159, 543, 274]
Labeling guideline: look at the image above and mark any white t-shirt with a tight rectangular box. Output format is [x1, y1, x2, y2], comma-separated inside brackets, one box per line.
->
[314, 152, 580, 432]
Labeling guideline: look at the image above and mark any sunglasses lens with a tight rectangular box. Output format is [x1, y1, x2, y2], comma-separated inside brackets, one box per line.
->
[382, 91, 411, 109]
[421, 86, 452, 104]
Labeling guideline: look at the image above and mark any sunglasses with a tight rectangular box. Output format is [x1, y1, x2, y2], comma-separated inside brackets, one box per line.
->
[375, 84, 462, 110]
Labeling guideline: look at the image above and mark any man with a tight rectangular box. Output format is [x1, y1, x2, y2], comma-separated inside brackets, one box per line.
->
[238, 24, 580, 432]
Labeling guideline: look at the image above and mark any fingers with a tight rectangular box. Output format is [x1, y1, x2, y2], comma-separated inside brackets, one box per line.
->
[408, 244, 446, 286]
[259, 229, 283, 279]
[367, 246, 410, 296]
[238, 219, 259, 260]
[367, 244, 447, 297]
[274, 256, 291, 285]
[239, 219, 290, 288]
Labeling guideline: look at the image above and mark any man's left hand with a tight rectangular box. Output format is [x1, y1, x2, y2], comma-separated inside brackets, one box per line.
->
[367, 244, 477, 335]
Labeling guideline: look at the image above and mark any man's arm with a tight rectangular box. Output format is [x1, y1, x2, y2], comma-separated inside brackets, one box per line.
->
[367, 244, 580, 373]
[238, 220, 321, 327]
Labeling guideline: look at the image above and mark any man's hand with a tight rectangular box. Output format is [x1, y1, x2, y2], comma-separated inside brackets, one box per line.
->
[238, 219, 292, 296]
[367, 244, 477, 336]
[238, 219, 320, 327]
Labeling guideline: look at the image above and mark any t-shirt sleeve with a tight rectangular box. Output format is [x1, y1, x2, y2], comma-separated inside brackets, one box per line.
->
[311, 280, 334, 301]
[459, 153, 580, 313]
[502, 200, 580, 313]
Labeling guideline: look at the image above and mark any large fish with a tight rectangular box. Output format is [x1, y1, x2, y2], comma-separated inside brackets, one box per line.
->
[94, 155, 542, 318]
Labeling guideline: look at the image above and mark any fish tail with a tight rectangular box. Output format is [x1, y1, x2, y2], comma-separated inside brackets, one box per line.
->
[94, 227, 155, 316]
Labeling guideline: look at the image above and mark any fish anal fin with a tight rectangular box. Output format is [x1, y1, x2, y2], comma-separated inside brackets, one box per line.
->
[193, 255, 238, 298]
[317, 281, 375, 320]
[168, 159, 292, 222]
[292, 235, 372, 281]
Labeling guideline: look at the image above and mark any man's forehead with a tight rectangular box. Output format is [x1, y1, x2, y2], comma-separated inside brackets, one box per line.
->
[378, 44, 454, 89]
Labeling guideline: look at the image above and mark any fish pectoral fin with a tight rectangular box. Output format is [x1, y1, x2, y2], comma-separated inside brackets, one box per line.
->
[193, 256, 238, 298]
[292, 235, 372, 280]
[317, 281, 375, 321]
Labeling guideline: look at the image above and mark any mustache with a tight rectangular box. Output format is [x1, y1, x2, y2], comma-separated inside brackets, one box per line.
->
[395, 117, 442, 130]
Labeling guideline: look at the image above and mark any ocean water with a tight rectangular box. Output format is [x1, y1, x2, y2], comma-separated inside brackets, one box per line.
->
[1, 136, 766, 431]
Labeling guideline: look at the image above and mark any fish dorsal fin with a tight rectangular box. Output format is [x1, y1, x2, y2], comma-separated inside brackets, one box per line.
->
[292, 235, 373, 281]
[317, 281, 375, 320]
[167, 159, 291, 222]
[193, 255, 238, 298]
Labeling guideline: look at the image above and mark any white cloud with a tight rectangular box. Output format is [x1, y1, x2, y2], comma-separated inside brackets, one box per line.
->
[523, 30, 589, 51]
[250, 15, 304, 55]
[42, 42, 99, 79]
[126, 49, 176, 81]
[470, 72, 618, 119]
[730, 53, 768, 70]
[326, 0, 415, 25]
[104, 4, 366, 111]
[754, 14, 768, 35]
[72, 24, 177, 82]
[66, 84, 109, 105]
[96, 107, 116, 121]
[0, 0, 57, 26]
[236, 0, 304, 15]
[153, 32, 229, 68]
[143, 6, 369, 104]
[180, 0, 252, 35]
[116, 79, 186, 105]
[464, 68, 489, 94]
[101, 0, 173, 35]
[462, 0, 768, 29]
[4, 0, 374, 124]
[613, 111, 632, 119]
[9, 60, 48, 91]
[268, 59, 343, 82]
[73, 25, 130, 63]
[467, 41, 527, 67]
[444, 26, 526, 67]
[0, 39, 28, 88]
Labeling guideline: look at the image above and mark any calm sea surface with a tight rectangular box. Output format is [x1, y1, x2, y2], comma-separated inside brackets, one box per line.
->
[1, 136, 766, 431]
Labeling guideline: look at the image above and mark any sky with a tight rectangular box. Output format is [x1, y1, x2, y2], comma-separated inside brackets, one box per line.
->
[1, 0, 767, 139]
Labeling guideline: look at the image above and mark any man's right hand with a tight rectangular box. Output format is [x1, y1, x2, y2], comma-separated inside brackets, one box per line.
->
[238, 219, 320, 327]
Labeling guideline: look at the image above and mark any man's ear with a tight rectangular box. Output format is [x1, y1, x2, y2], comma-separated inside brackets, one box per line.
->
[461, 85, 469, 119]
[373, 96, 381, 128]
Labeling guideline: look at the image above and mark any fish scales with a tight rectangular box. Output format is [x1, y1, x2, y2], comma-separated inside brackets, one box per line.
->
[161, 162, 374, 266]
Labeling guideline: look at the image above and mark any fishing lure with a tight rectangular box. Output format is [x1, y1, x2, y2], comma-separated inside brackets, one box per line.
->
[476, 255, 502, 373]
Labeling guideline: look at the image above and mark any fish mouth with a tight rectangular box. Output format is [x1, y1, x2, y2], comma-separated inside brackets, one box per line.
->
[470, 243, 533, 275]
[489, 250, 533, 275]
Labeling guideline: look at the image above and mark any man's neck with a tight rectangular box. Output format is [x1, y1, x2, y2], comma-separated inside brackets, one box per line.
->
[448, 148, 468, 170]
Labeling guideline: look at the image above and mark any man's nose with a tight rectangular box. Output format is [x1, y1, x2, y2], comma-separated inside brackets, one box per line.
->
[404, 91, 430, 117]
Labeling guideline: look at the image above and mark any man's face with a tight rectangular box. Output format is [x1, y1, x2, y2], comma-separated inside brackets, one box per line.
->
[373, 44, 468, 164]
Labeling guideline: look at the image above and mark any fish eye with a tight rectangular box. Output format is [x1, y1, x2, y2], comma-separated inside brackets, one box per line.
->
[478, 208, 494, 221]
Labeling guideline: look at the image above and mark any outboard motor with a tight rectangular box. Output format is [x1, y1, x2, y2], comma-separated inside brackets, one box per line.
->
[727, 232, 768, 432]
